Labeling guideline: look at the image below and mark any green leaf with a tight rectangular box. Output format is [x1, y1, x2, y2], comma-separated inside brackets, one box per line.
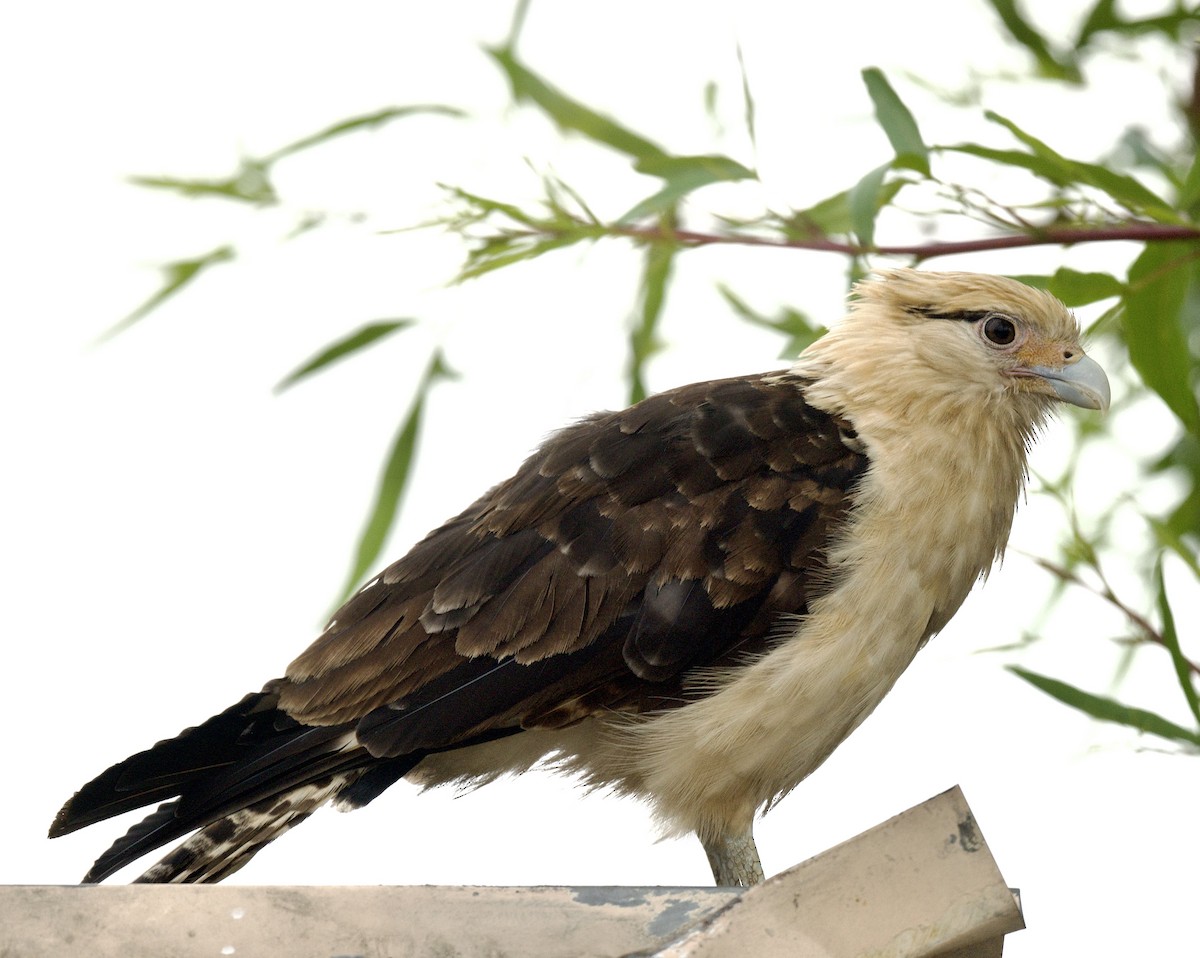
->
[621, 154, 756, 222]
[1147, 516, 1200, 580]
[1155, 558, 1200, 725]
[1124, 243, 1200, 433]
[702, 81, 719, 125]
[1148, 433, 1200, 540]
[633, 154, 755, 181]
[789, 190, 857, 237]
[457, 233, 583, 283]
[1009, 666, 1200, 746]
[736, 43, 757, 153]
[1179, 152, 1200, 213]
[982, 112, 1172, 215]
[266, 105, 465, 163]
[1010, 268, 1125, 307]
[861, 68, 930, 176]
[943, 133, 1174, 220]
[619, 187, 685, 225]
[97, 246, 236, 342]
[847, 163, 891, 249]
[335, 351, 457, 605]
[1075, 0, 1121, 45]
[785, 181, 906, 238]
[1045, 268, 1126, 306]
[983, 0, 1082, 82]
[1076, 0, 1199, 45]
[718, 285, 824, 358]
[130, 159, 276, 205]
[487, 45, 666, 160]
[942, 142, 1064, 178]
[627, 240, 674, 404]
[275, 320, 415, 393]
[441, 183, 607, 283]
[1168, 485, 1200, 541]
[130, 106, 463, 207]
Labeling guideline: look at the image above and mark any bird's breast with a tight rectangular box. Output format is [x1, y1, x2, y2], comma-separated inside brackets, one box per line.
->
[580, 406, 1030, 839]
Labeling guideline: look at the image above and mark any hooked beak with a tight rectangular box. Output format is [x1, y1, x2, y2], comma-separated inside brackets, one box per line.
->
[1018, 354, 1110, 412]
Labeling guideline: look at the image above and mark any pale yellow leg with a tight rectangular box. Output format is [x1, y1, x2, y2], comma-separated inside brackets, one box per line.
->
[702, 828, 764, 887]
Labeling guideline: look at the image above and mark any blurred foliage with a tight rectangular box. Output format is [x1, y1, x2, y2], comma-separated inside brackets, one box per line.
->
[111, 0, 1198, 746]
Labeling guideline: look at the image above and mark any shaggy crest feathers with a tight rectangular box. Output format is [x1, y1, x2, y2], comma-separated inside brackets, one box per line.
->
[50, 269, 1107, 885]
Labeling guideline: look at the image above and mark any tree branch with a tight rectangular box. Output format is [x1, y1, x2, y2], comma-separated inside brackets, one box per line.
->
[606, 221, 1200, 260]
[1033, 556, 1200, 678]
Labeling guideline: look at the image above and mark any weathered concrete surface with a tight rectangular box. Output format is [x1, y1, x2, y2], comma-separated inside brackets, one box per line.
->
[4, 787, 1022, 957]
[0, 883, 736, 958]
[646, 786, 1023, 958]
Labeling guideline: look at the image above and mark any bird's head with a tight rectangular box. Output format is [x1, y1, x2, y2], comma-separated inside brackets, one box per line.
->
[794, 269, 1110, 430]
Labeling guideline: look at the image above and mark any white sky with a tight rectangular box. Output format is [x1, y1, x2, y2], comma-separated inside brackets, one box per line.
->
[2, 2, 1198, 955]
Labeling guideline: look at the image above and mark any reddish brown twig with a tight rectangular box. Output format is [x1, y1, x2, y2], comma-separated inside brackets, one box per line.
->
[608, 221, 1200, 260]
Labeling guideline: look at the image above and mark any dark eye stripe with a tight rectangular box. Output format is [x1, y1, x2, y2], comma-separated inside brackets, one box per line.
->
[907, 306, 1004, 323]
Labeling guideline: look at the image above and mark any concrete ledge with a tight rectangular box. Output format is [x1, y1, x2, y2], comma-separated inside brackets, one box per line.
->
[649, 786, 1023, 958]
[3, 786, 1022, 957]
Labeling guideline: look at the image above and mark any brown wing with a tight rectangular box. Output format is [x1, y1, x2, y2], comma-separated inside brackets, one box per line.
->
[277, 372, 868, 758]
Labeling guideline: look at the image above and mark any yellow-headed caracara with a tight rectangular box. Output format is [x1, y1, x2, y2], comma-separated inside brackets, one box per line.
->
[51, 270, 1109, 886]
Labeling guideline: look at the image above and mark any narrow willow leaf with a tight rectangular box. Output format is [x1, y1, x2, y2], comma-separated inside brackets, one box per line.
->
[1148, 434, 1200, 540]
[441, 183, 606, 282]
[457, 234, 584, 284]
[275, 320, 415, 393]
[942, 142, 1061, 178]
[1076, 0, 1120, 45]
[1168, 486, 1200, 542]
[488, 45, 665, 160]
[621, 154, 756, 222]
[1180, 152, 1200, 212]
[335, 352, 457, 606]
[788, 190, 855, 236]
[132, 107, 461, 207]
[96, 246, 236, 342]
[718, 285, 823, 358]
[267, 105, 465, 163]
[1077, 0, 1199, 45]
[1010, 268, 1125, 307]
[442, 184, 545, 229]
[1155, 558, 1200, 725]
[944, 139, 1171, 218]
[1124, 243, 1200, 432]
[634, 154, 755, 181]
[1008, 666, 1200, 746]
[983, 112, 1172, 214]
[736, 43, 757, 152]
[1146, 516, 1200, 580]
[627, 240, 674, 404]
[785, 180, 906, 238]
[702, 81, 719, 125]
[861, 68, 930, 176]
[984, 0, 1082, 81]
[847, 163, 891, 249]
[130, 159, 276, 205]
[620, 187, 685, 225]
[1044, 268, 1125, 306]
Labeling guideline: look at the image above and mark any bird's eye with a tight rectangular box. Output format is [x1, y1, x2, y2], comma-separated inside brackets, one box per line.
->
[981, 314, 1018, 346]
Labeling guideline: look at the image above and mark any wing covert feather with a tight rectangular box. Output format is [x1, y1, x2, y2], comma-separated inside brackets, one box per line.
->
[278, 373, 868, 741]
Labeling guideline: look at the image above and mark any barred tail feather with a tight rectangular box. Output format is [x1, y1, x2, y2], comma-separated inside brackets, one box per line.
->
[50, 687, 425, 883]
[133, 778, 346, 883]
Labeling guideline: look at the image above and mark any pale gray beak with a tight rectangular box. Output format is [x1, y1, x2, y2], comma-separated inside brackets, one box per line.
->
[1024, 354, 1110, 412]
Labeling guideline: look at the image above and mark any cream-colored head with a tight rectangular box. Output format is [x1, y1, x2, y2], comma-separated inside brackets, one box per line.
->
[794, 269, 1109, 430]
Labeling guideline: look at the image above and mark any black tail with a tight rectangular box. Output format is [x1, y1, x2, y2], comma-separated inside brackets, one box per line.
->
[49, 689, 420, 882]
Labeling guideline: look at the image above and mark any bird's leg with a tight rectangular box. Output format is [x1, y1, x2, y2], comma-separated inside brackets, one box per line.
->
[702, 827, 764, 887]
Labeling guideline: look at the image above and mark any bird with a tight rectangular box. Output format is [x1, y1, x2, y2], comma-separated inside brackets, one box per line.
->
[49, 269, 1109, 887]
